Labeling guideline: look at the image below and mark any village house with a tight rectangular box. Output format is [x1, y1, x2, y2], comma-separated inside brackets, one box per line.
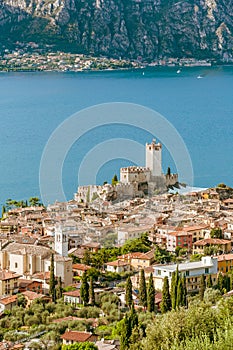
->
[217, 254, 233, 273]
[105, 260, 131, 273]
[18, 279, 43, 293]
[72, 263, 91, 277]
[193, 238, 232, 254]
[0, 295, 18, 312]
[21, 290, 50, 307]
[80, 242, 101, 253]
[165, 230, 193, 252]
[118, 250, 155, 270]
[0, 270, 21, 296]
[131, 266, 154, 289]
[182, 224, 210, 243]
[153, 256, 218, 293]
[61, 331, 97, 345]
[117, 225, 155, 245]
[63, 289, 82, 305]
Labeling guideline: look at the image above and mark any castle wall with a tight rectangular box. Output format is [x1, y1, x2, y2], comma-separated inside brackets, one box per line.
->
[74, 140, 179, 202]
[75, 185, 102, 203]
[120, 166, 151, 183]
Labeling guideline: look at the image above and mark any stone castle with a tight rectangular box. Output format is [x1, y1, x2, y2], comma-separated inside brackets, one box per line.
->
[75, 139, 178, 202]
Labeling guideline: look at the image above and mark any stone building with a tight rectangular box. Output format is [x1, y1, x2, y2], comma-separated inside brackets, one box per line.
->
[0, 242, 72, 287]
[75, 139, 178, 203]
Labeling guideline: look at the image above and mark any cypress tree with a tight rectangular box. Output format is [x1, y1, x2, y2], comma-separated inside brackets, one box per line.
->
[182, 275, 187, 307]
[171, 271, 176, 309]
[89, 276, 95, 305]
[171, 266, 179, 309]
[80, 271, 89, 305]
[120, 314, 131, 350]
[1, 205, 6, 218]
[217, 272, 224, 293]
[125, 276, 133, 307]
[206, 274, 213, 288]
[129, 304, 138, 330]
[56, 276, 63, 300]
[161, 276, 171, 313]
[147, 273, 155, 312]
[199, 274, 206, 301]
[224, 274, 230, 292]
[139, 269, 147, 308]
[229, 270, 233, 290]
[49, 253, 56, 302]
[176, 278, 184, 308]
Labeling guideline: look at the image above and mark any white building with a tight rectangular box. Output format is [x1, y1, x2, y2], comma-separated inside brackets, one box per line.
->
[153, 256, 218, 292]
[54, 223, 68, 257]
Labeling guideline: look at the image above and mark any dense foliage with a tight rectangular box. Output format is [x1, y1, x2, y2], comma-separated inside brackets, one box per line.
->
[140, 296, 233, 350]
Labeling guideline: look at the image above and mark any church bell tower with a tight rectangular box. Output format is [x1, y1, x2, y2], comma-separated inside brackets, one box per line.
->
[54, 223, 68, 257]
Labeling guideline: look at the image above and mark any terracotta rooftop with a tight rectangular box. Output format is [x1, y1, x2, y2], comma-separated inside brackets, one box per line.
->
[181, 224, 209, 231]
[63, 289, 81, 297]
[217, 254, 233, 261]
[118, 249, 154, 261]
[194, 238, 231, 246]
[32, 271, 50, 280]
[0, 295, 17, 305]
[0, 270, 21, 281]
[61, 331, 94, 342]
[2, 242, 51, 258]
[22, 291, 46, 300]
[106, 260, 130, 267]
[72, 263, 91, 271]
[223, 198, 233, 203]
[167, 231, 192, 237]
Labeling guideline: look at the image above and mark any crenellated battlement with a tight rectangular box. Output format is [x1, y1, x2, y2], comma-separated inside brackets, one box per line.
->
[74, 139, 179, 202]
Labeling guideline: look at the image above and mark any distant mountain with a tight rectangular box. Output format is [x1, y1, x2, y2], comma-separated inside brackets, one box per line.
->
[0, 0, 232, 61]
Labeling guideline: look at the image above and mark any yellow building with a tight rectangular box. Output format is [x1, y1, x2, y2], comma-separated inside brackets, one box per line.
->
[182, 224, 210, 243]
[217, 254, 233, 273]
[118, 250, 155, 270]
[0, 270, 21, 296]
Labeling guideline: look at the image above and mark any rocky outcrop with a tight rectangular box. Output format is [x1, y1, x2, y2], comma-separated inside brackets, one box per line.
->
[0, 0, 232, 60]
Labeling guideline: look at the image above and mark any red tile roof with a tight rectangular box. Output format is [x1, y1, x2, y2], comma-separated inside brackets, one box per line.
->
[217, 254, 233, 262]
[63, 289, 81, 297]
[118, 250, 154, 261]
[0, 295, 18, 305]
[106, 260, 130, 267]
[61, 331, 93, 342]
[194, 238, 231, 246]
[0, 271, 21, 281]
[22, 291, 46, 300]
[72, 263, 91, 271]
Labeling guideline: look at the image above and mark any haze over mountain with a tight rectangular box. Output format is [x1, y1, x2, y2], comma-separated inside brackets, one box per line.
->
[0, 0, 232, 60]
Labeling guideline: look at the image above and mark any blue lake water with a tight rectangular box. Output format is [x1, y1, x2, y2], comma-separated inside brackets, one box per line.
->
[0, 66, 233, 205]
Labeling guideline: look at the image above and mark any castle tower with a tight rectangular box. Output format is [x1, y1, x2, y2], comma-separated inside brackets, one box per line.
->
[146, 139, 162, 177]
[54, 223, 68, 257]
